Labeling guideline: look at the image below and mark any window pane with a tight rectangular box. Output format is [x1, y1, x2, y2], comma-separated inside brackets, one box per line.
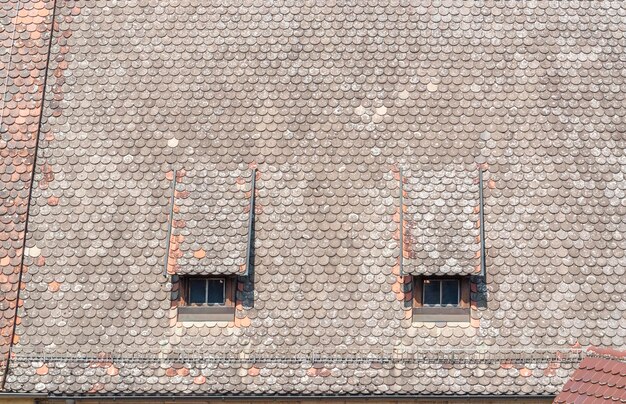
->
[206, 279, 225, 305]
[441, 280, 459, 306]
[423, 280, 440, 305]
[188, 279, 207, 304]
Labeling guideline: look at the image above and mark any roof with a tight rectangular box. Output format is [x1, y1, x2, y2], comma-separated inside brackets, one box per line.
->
[2, 0, 626, 398]
[0, 0, 55, 386]
[554, 348, 626, 404]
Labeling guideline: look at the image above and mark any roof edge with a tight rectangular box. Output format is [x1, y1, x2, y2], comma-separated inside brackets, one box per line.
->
[31, 393, 557, 400]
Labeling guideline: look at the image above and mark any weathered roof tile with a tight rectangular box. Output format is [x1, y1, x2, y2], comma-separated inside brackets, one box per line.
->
[0, 0, 55, 388]
[2, 0, 626, 398]
[403, 164, 481, 276]
[171, 167, 253, 276]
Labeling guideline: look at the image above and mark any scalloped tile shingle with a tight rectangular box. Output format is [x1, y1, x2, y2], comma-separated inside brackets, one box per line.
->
[2, 0, 626, 399]
[0, 0, 55, 388]
[403, 164, 481, 276]
[171, 167, 253, 276]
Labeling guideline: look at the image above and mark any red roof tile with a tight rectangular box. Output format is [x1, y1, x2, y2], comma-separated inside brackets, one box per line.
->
[554, 348, 626, 404]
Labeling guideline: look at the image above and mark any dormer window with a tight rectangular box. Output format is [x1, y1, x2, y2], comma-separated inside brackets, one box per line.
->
[413, 276, 470, 322]
[165, 168, 257, 323]
[178, 276, 235, 322]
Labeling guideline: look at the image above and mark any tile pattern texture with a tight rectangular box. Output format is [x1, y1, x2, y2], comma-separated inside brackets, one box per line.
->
[403, 164, 480, 276]
[554, 348, 626, 403]
[170, 167, 253, 276]
[2, 0, 626, 398]
[0, 0, 55, 387]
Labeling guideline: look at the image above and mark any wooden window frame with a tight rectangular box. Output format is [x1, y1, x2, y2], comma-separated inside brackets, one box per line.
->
[413, 276, 470, 322]
[178, 276, 236, 322]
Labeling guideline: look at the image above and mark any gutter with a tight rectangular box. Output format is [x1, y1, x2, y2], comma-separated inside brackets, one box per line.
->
[0, 393, 47, 398]
[34, 393, 556, 401]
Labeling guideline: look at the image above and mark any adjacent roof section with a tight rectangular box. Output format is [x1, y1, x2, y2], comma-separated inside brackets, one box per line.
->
[170, 167, 253, 276]
[403, 164, 480, 276]
[0, 0, 55, 389]
[554, 348, 626, 404]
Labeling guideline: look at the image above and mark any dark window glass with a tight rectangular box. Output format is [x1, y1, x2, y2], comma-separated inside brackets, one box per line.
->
[206, 279, 225, 305]
[423, 278, 460, 307]
[441, 280, 460, 306]
[188, 278, 207, 304]
[423, 280, 441, 305]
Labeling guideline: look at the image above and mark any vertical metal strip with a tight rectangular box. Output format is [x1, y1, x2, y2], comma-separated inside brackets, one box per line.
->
[244, 168, 257, 277]
[478, 168, 487, 278]
[399, 168, 404, 276]
[163, 169, 177, 277]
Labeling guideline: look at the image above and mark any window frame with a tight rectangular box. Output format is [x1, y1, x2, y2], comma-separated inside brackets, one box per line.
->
[422, 278, 461, 307]
[413, 276, 470, 322]
[178, 276, 236, 322]
[187, 277, 227, 306]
